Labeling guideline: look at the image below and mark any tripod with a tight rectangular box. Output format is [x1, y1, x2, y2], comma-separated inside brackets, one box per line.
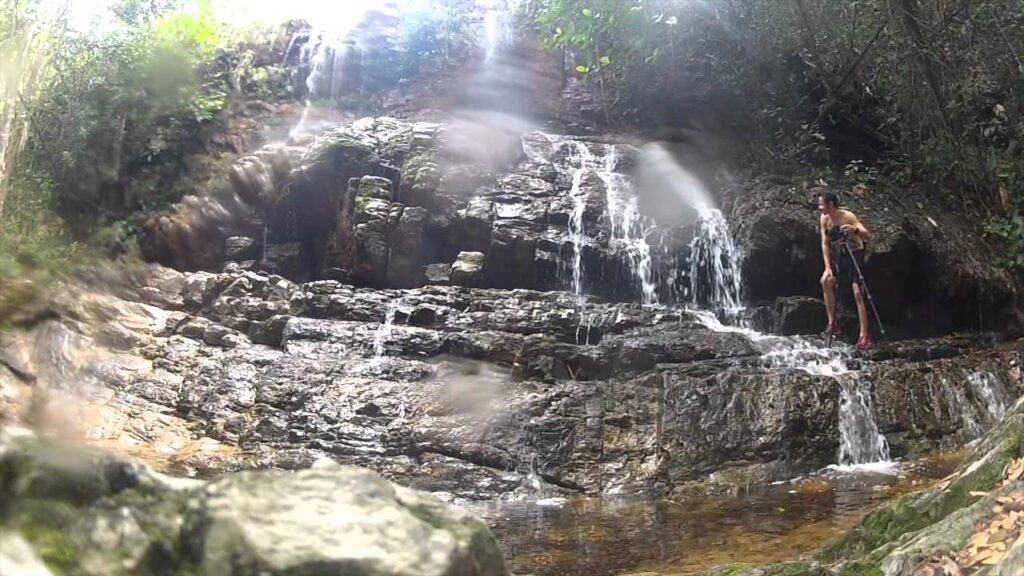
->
[828, 239, 887, 348]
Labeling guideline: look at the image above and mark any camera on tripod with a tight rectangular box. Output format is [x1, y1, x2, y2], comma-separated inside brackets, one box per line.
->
[827, 225, 847, 242]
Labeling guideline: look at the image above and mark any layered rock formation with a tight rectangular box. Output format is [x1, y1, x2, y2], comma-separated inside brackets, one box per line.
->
[141, 115, 1020, 340]
[1, 261, 1020, 502]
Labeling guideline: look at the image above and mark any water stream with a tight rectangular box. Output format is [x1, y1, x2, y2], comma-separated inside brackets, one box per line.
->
[942, 377, 984, 439]
[544, 136, 661, 303]
[836, 377, 891, 466]
[470, 454, 959, 576]
[688, 208, 744, 314]
[968, 370, 1010, 422]
[371, 300, 402, 360]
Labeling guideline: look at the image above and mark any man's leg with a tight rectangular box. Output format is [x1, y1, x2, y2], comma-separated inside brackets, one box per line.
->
[852, 282, 869, 339]
[821, 272, 837, 325]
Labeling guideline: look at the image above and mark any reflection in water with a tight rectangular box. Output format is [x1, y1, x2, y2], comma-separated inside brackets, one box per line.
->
[467, 455, 960, 576]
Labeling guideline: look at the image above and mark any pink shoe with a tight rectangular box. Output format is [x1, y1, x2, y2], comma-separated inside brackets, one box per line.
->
[856, 335, 873, 350]
[821, 323, 841, 339]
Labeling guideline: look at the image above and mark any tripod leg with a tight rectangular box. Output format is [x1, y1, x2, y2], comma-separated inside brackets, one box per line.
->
[844, 244, 887, 338]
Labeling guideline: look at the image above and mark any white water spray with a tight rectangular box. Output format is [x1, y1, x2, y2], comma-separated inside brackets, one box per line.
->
[837, 377, 891, 466]
[602, 145, 658, 304]
[372, 300, 402, 360]
[941, 378, 983, 439]
[968, 371, 1009, 422]
[688, 209, 743, 314]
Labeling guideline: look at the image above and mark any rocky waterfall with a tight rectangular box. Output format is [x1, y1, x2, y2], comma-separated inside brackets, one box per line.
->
[2, 3, 1024, 576]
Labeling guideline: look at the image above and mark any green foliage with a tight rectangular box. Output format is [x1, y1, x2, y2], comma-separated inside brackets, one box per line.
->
[0, 172, 87, 280]
[984, 162, 1024, 271]
[21, 0, 230, 218]
[536, 0, 675, 120]
[398, 0, 472, 76]
[535, 0, 1024, 217]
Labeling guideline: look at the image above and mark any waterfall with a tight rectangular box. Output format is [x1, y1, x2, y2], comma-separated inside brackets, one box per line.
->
[601, 145, 658, 305]
[837, 377, 891, 466]
[372, 300, 401, 359]
[941, 378, 983, 439]
[968, 370, 1009, 422]
[482, 0, 513, 63]
[547, 137, 659, 303]
[687, 209, 743, 314]
[565, 141, 592, 298]
[288, 4, 374, 139]
[689, 310, 852, 376]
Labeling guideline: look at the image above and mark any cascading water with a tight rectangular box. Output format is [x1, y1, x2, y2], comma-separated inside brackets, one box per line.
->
[565, 141, 592, 298]
[601, 146, 658, 305]
[968, 370, 1009, 422]
[372, 300, 401, 360]
[482, 0, 514, 63]
[546, 137, 660, 303]
[688, 310, 852, 376]
[941, 378, 983, 439]
[287, 4, 380, 139]
[688, 209, 743, 314]
[836, 377, 891, 466]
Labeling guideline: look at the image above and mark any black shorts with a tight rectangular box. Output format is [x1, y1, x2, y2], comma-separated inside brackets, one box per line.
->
[834, 248, 865, 287]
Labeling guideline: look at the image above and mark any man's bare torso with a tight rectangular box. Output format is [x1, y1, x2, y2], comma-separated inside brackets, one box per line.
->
[821, 209, 866, 251]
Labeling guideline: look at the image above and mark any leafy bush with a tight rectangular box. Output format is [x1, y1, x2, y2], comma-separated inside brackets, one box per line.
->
[984, 162, 1024, 271]
[398, 0, 473, 76]
[20, 0, 230, 220]
[535, 0, 1024, 212]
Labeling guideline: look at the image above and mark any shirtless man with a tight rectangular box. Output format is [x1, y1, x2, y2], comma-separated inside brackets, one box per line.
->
[818, 191, 873, 350]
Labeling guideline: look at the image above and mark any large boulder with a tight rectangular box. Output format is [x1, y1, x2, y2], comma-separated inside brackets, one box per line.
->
[0, 430, 510, 576]
[450, 252, 486, 287]
[773, 296, 828, 335]
[186, 461, 509, 576]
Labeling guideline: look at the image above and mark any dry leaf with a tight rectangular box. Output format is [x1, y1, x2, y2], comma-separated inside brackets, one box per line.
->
[971, 491, 990, 497]
[965, 548, 997, 567]
[1005, 459, 1024, 481]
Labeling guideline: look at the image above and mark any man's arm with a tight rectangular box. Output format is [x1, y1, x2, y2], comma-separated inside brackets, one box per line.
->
[820, 215, 832, 271]
[840, 213, 872, 240]
[854, 215, 871, 239]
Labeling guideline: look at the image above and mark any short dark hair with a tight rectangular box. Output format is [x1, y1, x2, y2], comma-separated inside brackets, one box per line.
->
[817, 191, 839, 207]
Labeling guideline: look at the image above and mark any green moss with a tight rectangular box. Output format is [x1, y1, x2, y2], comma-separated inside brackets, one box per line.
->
[20, 525, 78, 575]
[822, 429, 1021, 562]
[706, 563, 754, 576]
[836, 561, 883, 576]
[706, 562, 815, 576]
[16, 500, 81, 575]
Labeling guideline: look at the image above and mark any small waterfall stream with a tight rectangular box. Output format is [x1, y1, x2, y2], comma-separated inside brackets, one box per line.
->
[372, 300, 402, 360]
[545, 137, 660, 303]
[836, 377, 891, 466]
[941, 377, 984, 439]
[688, 208, 743, 314]
[968, 370, 1010, 422]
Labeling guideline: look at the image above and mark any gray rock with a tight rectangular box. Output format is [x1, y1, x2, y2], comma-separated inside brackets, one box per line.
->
[357, 175, 395, 201]
[0, 532, 53, 576]
[185, 461, 510, 576]
[1, 431, 509, 576]
[774, 296, 828, 335]
[423, 263, 452, 285]
[264, 242, 308, 282]
[451, 252, 486, 287]
[225, 237, 259, 262]
[70, 508, 152, 576]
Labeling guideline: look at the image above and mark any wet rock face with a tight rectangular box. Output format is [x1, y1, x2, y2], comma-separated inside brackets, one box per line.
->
[724, 179, 1021, 337]
[0, 431, 509, 576]
[140, 115, 1015, 337]
[4, 266, 1021, 502]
